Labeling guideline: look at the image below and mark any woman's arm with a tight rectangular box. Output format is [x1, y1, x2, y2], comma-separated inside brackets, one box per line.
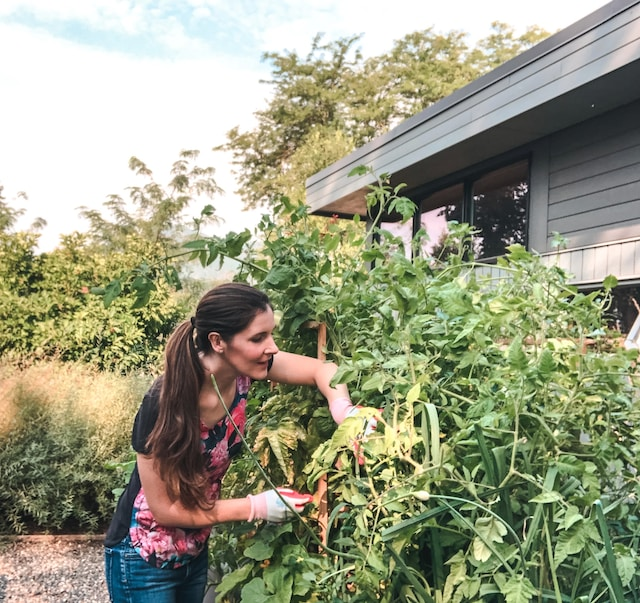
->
[268, 351, 378, 429]
[137, 454, 251, 528]
[137, 454, 312, 528]
[268, 350, 349, 403]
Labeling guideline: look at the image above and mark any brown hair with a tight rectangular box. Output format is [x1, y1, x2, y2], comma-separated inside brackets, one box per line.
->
[146, 282, 271, 509]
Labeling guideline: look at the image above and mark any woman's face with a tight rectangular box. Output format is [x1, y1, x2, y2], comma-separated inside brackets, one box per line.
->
[217, 307, 279, 379]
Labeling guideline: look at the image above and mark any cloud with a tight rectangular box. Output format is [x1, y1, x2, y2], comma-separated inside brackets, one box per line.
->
[1, 0, 607, 251]
[0, 20, 267, 250]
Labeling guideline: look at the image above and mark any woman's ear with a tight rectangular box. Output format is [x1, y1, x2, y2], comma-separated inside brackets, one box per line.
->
[208, 332, 225, 353]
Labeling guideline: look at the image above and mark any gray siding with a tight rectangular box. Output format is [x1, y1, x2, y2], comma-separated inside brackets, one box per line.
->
[305, 1, 640, 286]
[471, 237, 640, 287]
[549, 237, 640, 285]
[306, 1, 640, 216]
[546, 100, 640, 250]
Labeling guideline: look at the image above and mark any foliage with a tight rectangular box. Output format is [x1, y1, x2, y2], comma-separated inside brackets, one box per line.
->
[77, 150, 221, 252]
[0, 230, 186, 371]
[0, 361, 149, 534]
[0, 152, 223, 371]
[471, 21, 550, 72]
[219, 23, 548, 210]
[92, 166, 637, 600]
[157, 172, 639, 602]
[0, 185, 26, 232]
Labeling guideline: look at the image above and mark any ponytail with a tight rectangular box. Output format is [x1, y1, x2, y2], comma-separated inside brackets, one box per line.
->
[146, 320, 211, 509]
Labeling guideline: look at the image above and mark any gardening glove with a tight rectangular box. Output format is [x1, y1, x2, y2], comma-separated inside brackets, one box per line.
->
[329, 397, 379, 435]
[247, 488, 313, 523]
[329, 397, 380, 464]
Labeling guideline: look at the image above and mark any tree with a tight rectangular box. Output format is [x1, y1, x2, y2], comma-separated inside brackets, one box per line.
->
[471, 21, 550, 72]
[0, 152, 224, 371]
[220, 23, 550, 212]
[0, 186, 25, 233]
[362, 28, 478, 124]
[78, 150, 221, 253]
[187, 176, 638, 603]
[219, 34, 365, 210]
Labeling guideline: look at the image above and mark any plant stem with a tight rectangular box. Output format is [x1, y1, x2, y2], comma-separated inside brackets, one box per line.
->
[211, 374, 362, 562]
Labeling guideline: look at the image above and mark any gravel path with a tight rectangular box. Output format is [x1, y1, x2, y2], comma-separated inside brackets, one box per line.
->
[0, 535, 108, 603]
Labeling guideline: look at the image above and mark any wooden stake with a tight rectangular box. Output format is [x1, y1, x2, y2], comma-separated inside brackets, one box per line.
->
[305, 320, 329, 545]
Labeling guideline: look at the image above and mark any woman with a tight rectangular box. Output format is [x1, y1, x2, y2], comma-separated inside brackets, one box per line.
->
[104, 282, 360, 603]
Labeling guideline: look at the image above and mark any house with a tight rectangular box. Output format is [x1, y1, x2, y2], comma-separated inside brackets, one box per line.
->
[305, 0, 640, 333]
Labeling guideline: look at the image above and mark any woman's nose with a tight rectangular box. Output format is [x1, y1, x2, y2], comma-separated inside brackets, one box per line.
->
[266, 337, 279, 355]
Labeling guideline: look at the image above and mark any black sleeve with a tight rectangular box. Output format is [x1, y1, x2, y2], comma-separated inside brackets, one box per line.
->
[131, 379, 162, 454]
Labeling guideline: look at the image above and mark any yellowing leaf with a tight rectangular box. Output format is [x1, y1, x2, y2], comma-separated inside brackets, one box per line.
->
[472, 536, 491, 562]
[406, 383, 421, 404]
[494, 572, 537, 603]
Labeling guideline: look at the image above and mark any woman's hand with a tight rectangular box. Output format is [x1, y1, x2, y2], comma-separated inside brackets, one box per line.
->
[247, 488, 314, 523]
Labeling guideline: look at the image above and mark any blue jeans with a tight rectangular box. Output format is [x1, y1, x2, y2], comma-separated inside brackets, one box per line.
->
[104, 536, 209, 603]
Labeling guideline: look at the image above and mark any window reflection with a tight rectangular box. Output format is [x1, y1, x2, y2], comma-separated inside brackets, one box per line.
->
[419, 183, 463, 258]
[472, 160, 529, 259]
[418, 160, 529, 261]
[380, 220, 414, 258]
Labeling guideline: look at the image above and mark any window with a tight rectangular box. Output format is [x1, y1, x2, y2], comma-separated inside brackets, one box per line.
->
[419, 184, 463, 257]
[379, 220, 414, 258]
[418, 159, 529, 260]
[602, 285, 640, 335]
[472, 160, 529, 259]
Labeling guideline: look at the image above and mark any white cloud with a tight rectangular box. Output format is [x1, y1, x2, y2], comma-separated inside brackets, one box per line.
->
[0, 0, 138, 32]
[0, 22, 267, 250]
[1, 0, 608, 251]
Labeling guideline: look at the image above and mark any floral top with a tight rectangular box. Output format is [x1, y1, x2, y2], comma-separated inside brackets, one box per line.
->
[104, 374, 251, 569]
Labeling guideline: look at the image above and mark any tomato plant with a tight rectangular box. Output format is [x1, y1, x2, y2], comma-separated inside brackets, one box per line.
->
[106, 169, 640, 601]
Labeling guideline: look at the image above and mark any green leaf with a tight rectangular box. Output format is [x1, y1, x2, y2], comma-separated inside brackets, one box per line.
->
[507, 337, 528, 370]
[244, 539, 274, 560]
[530, 491, 562, 504]
[264, 265, 297, 289]
[504, 244, 531, 261]
[102, 279, 122, 308]
[406, 383, 421, 404]
[241, 577, 280, 602]
[215, 563, 253, 599]
[536, 348, 556, 378]
[554, 521, 601, 568]
[223, 229, 252, 257]
[616, 554, 637, 587]
[559, 505, 583, 530]
[348, 165, 369, 177]
[494, 572, 537, 603]
[361, 372, 386, 392]
[262, 565, 293, 600]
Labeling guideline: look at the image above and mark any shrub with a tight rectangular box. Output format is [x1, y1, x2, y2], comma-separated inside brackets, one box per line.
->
[196, 187, 640, 601]
[0, 360, 151, 534]
[93, 174, 640, 600]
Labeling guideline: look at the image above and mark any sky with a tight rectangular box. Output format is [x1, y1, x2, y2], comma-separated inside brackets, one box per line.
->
[0, 0, 609, 252]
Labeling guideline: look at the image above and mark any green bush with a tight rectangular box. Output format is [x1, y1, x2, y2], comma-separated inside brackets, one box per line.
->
[185, 184, 640, 601]
[0, 361, 151, 534]
[82, 174, 640, 600]
[0, 230, 191, 372]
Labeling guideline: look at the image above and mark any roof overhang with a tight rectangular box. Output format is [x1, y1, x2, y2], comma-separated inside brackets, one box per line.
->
[306, 0, 640, 219]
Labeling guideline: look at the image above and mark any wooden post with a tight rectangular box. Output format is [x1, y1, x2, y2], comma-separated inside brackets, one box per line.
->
[305, 321, 329, 545]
